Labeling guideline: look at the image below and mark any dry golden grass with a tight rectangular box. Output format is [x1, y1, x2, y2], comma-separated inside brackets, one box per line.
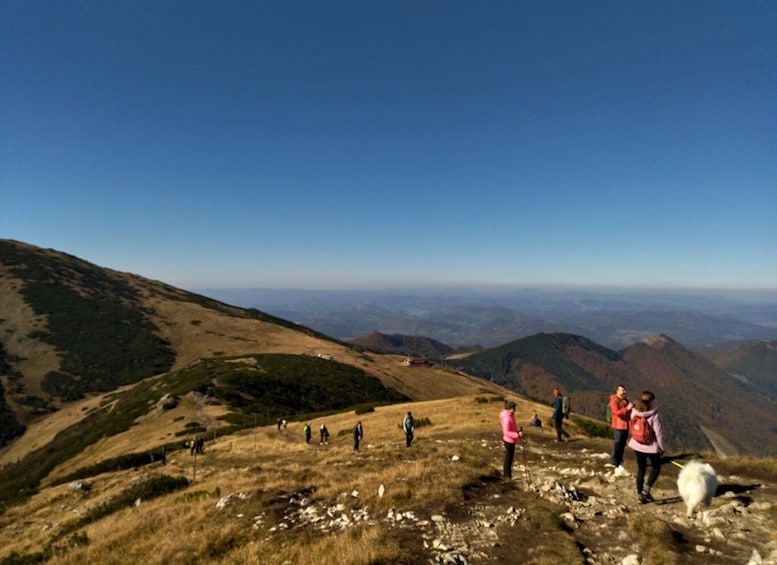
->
[2, 393, 564, 565]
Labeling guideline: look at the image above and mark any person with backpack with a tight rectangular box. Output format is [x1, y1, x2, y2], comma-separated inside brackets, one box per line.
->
[499, 401, 521, 478]
[609, 384, 633, 474]
[402, 411, 415, 447]
[551, 387, 570, 442]
[628, 390, 665, 503]
[304, 423, 312, 444]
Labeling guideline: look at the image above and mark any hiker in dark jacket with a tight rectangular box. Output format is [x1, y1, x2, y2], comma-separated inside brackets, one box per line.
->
[402, 411, 415, 447]
[353, 421, 364, 452]
[551, 387, 569, 442]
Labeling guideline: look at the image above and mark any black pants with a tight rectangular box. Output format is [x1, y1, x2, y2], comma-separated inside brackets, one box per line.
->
[503, 441, 516, 478]
[553, 416, 569, 441]
[634, 450, 662, 493]
[405, 431, 413, 447]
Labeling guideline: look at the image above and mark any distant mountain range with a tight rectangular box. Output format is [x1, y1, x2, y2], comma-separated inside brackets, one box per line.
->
[198, 287, 777, 349]
[1, 238, 776, 471]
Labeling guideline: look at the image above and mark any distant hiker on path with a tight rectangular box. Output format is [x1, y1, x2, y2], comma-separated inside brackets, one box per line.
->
[628, 391, 665, 503]
[403, 411, 415, 447]
[551, 387, 570, 442]
[529, 412, 542, 427]
[191, 436, 204, 455]
[304, 423, 312, 443]
[499, 401, 520, 479]
[319, 424, 330, 445]
[609, 384, 633, 474]
[277, 419, 282, 431]
[353, 421, 364, 452]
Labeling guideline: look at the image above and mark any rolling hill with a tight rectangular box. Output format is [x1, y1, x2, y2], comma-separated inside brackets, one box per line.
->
[346, 331, 455, 360]
[699, 340, 777, 399]
[448, 332, 777, 456]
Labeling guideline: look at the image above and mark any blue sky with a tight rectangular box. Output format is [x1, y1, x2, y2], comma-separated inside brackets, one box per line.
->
[1, 1, 775, 290]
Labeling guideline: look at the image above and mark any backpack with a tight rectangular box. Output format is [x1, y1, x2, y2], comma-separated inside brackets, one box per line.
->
[561, 396, 571, 419]
[629, 414, 654, 444]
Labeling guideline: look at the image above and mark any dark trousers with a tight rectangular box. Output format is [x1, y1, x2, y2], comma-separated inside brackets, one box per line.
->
[553, 416, 569, 441]
[634, 451, 662, 493]
[405, 431, 414, 447]
[503, 441, 516, 478]
[611, 429, 628, 466]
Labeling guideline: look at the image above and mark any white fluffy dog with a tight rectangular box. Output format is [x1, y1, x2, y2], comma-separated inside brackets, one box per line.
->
[677, 460, 718, 517]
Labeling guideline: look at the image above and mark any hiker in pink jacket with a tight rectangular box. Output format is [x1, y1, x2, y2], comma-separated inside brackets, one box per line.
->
[500, 401, 521, 478]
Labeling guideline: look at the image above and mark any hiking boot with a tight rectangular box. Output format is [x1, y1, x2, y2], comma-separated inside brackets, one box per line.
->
[641, 489, 654, 503]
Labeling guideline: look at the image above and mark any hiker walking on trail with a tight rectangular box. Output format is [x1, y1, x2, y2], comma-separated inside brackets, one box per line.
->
[500, 401, 520, 479]
[403, 411, 415, 447]
[304, 423, 312, 444]
[191, 436, 204, 455]
[551, 387, 570, 442]
[628, 391, 665, 504]
[353, 421, 364, 452]
[319, 424, 330, 445]
[609, 384, 634, 474]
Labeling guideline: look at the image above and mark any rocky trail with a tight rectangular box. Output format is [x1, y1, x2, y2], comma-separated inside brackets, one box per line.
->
[237, 430, 777, 564]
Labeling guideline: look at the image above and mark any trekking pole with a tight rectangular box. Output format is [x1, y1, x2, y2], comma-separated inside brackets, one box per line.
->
[521, 440, 532, 488]
[670, 460, 684, 470]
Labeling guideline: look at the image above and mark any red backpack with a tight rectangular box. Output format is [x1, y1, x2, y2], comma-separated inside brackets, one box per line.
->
[629, 414, 654, 444]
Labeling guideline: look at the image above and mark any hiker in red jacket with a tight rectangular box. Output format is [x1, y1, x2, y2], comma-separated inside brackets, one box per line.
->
[609, 384, 633, 473]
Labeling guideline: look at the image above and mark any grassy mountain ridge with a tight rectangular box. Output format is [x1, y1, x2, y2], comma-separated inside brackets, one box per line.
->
[0, 239, 363, 434]
[0, 239, 506, 510]
[1, 393, 776, 565]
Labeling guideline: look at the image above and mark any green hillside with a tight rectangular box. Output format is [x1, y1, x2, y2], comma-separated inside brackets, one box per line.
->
[0, 353, 408, 508]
